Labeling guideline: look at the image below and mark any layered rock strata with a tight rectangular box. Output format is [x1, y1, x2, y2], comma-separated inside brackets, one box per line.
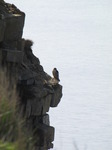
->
[0, 1, 63, 149]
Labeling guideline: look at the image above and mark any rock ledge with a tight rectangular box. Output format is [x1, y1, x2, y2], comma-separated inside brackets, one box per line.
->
[0, 1, 63, 149]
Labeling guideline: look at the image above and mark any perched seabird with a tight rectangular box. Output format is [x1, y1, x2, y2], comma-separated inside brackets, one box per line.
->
[52, 68, 60, 82]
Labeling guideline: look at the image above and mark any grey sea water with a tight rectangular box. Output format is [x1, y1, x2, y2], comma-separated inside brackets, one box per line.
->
[8, 0, 112, 149]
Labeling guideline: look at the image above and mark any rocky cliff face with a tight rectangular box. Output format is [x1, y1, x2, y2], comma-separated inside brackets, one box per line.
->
[0, 0, 63, 149]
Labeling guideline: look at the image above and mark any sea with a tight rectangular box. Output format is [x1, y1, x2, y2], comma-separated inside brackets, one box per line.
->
[8, 0, 112, 150]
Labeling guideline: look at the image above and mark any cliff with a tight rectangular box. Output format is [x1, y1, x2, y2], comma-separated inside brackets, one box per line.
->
[0, 0, 63, 149]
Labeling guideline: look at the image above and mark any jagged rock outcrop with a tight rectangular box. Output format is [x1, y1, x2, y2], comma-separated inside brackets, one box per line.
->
[0, 0, 63, 150]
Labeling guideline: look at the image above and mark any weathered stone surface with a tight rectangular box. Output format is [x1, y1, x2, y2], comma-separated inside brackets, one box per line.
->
[0, 1, 25, 49]
[35, 124, 54, 148]
[17, 39, 25, 51]
[4, 14, 25, 42]
[41, 94, 52, 114]
[50, 84, 63, 107]
[42, 114, 50, 126]
[26, 94, 52, 117]
[6, 49, 23, 63]
[18, 70, 37, 85]
[0, 19, 5, 42]
[26, 98, 42, 117]
[0, 48, 23, 63]
[0, 49, 2, 64]
[0, 1, 63, 149]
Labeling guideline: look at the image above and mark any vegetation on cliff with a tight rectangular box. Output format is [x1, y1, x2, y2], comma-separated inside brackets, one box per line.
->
[0, 1, 62, 149]
[0, 70, 34, 150]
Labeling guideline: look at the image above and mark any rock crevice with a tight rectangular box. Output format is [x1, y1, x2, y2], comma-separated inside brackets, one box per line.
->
[0, 1, 63, 149]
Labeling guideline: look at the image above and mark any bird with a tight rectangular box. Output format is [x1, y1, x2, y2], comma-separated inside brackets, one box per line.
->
[52, 68, 60, 82]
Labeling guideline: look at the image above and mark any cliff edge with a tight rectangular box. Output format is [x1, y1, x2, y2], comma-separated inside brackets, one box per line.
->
[0, 0, 63, 149]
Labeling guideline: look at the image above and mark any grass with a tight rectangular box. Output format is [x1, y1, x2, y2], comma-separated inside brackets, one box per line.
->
[0, 140, 16, 150]
[0, 69, 34, 150]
